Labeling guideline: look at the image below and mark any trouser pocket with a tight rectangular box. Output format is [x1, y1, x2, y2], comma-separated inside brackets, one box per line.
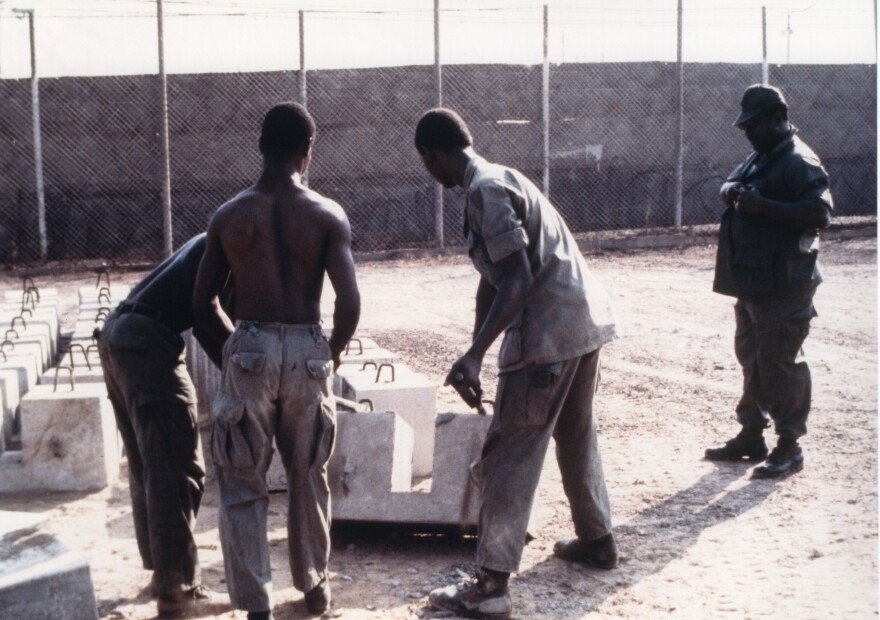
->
[499, 362, 563, 429]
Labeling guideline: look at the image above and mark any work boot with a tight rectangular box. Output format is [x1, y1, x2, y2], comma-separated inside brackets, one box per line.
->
[305, 578, 331, 615]
[156, 585, 229, 618]
[751, 437, 804, 479]
[704, 427, 768, 462]
[428, 567, 512, 619]
[553, 532, 619, 569]
[247, 612, 273, 620]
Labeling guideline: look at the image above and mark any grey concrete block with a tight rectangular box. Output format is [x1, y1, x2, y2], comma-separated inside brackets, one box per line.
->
[0, 510, 98, 620]
[77, 285, 129, 305]
[0, 383, 119, 492]
[0, 368, 21, 450]
[1, 354, 40, 397]
[338, 362, 436, 477]
[1, 341, 47, 372]
[268, 410, 414, 495]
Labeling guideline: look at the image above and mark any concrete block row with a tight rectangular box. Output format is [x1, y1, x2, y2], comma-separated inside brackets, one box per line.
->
[0, 281, 124, 493]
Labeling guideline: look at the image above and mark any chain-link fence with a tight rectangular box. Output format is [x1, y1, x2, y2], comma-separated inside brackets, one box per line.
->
[0, 3, 875, 264]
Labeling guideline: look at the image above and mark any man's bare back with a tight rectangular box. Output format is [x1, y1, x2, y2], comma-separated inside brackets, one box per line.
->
[212, 182, 346, 323]
[193, 102, 359, 368]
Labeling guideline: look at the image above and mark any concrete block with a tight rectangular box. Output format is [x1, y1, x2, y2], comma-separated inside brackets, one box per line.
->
[1, 340, 47, 372]
[0, 510, 98, 620]
[39, 363, 105, 387]
[330, 412, 491, 527]
[1, 355, 40, 396]
[0, 314, 57, 356]
[0, 383, 119, 492]
[71, 320, 103, 341]
[0, 368, 21, 449]
[334, 347, 401, 395]
[3, 287, 58, 302]
[77, 285, 129, 305]
[2, 333, 52, 370]
[0, 307, 60, 353]
[268, 411, 414, 495]
[339, 362, 436, 477]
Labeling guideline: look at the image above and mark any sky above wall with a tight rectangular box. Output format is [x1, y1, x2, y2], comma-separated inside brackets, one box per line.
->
[0, 0, 875, 78]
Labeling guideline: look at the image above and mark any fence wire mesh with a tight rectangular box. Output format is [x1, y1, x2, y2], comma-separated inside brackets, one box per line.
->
[0, 3, 875, 263]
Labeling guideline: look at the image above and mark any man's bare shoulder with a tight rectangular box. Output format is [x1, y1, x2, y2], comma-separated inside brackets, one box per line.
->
[299, 187, 350, 229]
[212, 186, 266, 221]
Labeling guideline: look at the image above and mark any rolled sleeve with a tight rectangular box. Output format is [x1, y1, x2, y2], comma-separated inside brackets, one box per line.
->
[470, 184, 529, 263]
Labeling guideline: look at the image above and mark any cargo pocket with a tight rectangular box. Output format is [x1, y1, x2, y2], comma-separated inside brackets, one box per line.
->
[306, 359, 333, 381]
[311, 398, 337, 470]
[211, 393, 255, 470]
[500, 363, 563, 429]
[236, 352, 266, 373]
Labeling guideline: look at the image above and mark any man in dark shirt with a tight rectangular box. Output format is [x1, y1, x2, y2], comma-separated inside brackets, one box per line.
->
[97, 234, 230, 618]
[706, 84, 833, 479]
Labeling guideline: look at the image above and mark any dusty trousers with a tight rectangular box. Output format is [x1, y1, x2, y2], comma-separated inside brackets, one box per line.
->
[213, 321, 336, 613]
[734, 295, 815, 439]
[477, 347, 612, 573]
[97, 312, 205, 598]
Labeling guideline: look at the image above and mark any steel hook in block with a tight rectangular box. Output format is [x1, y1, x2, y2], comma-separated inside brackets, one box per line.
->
[95, 267, 110, 289]
[375, 363, 395, 383]
[361, 361, 377, 371]
[21, 289, 36, 310]
[10, 315, 27, 330]
[0, 339, 15, 352]
[68, 343, 92, 370]
[345, 338, 364, 356]
[53, 366, 76, 392]
[358, 399, 374, 412]
[21, 275, 35, 292]
[4, 328, 18, 341]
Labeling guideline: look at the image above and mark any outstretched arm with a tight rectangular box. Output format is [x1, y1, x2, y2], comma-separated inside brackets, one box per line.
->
[193, 218, 235, 368]
[325, 213, 361, 369]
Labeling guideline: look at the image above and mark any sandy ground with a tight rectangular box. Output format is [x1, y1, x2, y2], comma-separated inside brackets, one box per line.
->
[1, 234, 876, 619]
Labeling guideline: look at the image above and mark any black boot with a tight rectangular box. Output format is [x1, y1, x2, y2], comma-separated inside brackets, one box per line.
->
[705, 427, 768, 462]
[752, 437, 803, 479]
[428, 567, 512, 619]
[553, 533, 619, 569]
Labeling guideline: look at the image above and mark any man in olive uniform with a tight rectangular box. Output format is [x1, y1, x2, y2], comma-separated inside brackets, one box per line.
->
[706, 84, 833, 479]
[97, 233, 230, 618]
[415, 108, 618, 619]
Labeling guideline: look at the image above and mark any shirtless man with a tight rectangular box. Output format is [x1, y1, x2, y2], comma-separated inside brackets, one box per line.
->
[193, 102, 360, 620]
[97, 233, 230, 618]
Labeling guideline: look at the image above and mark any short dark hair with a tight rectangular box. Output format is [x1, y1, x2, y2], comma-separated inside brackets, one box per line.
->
[259, 102, 315, 161]
[414, 108, 473, 153]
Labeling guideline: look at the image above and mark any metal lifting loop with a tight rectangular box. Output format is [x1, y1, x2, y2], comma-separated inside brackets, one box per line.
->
[361, 361, 377, 371]
[95, 267, 110, 289]
[4, 329, 18, 341]
[68, 343, 92, 370]
[22, 289, 36, 310]
[10, 315, 27, 330]
[375, 362, 395, 383]
[345, 338, 364, 356]
[358, 398, 374, 412]
[53, 366, 76, 392]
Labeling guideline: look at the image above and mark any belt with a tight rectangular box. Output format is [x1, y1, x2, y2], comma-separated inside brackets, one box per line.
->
[116, 301, 163, 323]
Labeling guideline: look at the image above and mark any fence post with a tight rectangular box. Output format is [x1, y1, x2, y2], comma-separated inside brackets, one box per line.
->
[542, 5, 550, 198]
[300, 10, 308, 187]
[156, 0, 172, 258]
[673, 0, 683, 229]
[13, 9, 46, 260]
[761, 6, 769, 84]
[433, 0, 444, 248]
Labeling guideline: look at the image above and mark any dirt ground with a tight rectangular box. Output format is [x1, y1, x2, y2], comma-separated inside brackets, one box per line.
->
[1, 234, 876, 619]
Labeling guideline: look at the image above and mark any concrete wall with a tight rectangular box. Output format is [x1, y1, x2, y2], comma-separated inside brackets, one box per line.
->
[1, 62, 875, 262]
